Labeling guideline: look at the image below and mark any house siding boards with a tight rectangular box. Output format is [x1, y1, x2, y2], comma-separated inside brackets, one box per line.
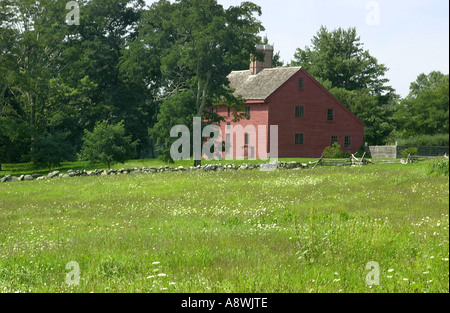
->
[217, 66, 365, 159]
[267, 69, 364, 158]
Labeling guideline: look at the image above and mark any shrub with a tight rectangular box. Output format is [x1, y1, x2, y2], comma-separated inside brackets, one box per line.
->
[401, 147, 418, 159]
[81, 121, 138, 169]
[322, 143, 344, 158]
[429, 158, 449, 176]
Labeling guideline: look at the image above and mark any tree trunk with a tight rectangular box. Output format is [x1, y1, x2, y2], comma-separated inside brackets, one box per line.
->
[150, 140, 155, 159]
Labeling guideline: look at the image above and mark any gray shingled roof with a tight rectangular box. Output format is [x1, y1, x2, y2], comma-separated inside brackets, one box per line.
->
[227, 67, 301, 100]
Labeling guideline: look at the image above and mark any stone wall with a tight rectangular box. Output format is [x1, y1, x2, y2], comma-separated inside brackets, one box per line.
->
[365, 146, 397, 159]
[0, 161, 310, 183]
[366, 145, 449, 159]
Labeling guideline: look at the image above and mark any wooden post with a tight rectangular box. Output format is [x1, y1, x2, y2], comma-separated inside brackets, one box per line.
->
[359, 152, 366, 166]
[312, 156, 323, 169]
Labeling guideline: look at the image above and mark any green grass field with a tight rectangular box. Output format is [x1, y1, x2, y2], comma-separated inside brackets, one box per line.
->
[0, 161, 448, 293]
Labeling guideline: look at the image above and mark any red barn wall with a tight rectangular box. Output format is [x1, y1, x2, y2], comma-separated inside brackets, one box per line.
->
[268, 69, 365, 158]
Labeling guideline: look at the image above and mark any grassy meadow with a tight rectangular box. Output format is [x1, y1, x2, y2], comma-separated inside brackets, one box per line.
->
[0, 160, 448, 293]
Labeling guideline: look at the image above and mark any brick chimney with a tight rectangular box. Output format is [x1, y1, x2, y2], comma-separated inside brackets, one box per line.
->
[250, 45, 274, 75]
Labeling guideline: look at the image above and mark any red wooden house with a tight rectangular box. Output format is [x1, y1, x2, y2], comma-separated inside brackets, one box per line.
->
[215, 45, 365, 159]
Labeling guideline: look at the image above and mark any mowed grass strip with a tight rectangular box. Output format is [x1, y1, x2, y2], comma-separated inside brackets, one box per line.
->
[0, 163, 448, 293]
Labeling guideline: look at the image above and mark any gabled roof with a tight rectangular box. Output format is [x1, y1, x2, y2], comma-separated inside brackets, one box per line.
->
[227, 67, 301, 100]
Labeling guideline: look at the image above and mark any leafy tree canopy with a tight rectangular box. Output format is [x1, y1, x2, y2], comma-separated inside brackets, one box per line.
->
[394, 72, 449, 137]
[81, 121, 138, 169]
[291, 26, 392, 95]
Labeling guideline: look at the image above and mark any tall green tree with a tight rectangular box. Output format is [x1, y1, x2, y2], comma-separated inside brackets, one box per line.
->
[0, 0, 17, 99]
[409, 71, 449, 98]
[31, 132, 75, 171]
[0, 0, 18, 169]
[149, 91, 197, 163]
[128, 0, 264, 163]
[291, 26, 391, 93]
[394, 72, 449, 137]
[159, 0, 263, 116]
[1, 0, 72, 164]
[290, 26, 397, 145]
[61, 0, 146, 155]
[0, 0, 146, 165]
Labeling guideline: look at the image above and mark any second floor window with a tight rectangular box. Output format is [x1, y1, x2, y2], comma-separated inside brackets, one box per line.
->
[246, 106, 251, 117]
[327, 109, 334, 121]
[295, 106, 304, 118]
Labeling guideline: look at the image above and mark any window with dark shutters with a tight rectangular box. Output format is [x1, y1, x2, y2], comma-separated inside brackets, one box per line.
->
[295, 134, 304, 145]
[331, 136, 338, 145]
[345, 136, 352, 148]
[295, 106, 304, 118]
[327, 109, 334, 121]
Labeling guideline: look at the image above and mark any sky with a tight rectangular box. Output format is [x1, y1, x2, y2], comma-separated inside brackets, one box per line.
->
[144, 0, 449, 98]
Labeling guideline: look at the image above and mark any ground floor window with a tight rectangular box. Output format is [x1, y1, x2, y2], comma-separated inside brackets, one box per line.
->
[331, 136, 338, 145]
[295, 133, 304, 145]
[345, 136, 352, 148]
